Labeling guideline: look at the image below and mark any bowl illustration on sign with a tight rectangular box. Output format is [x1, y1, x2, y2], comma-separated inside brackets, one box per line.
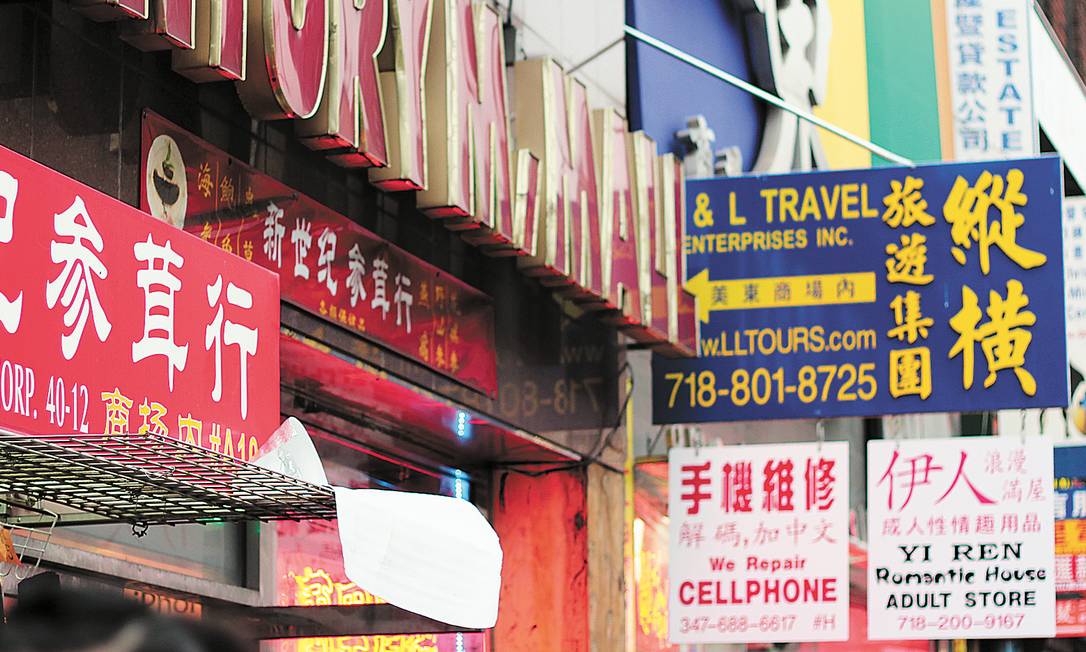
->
[145, 134, 188, 228]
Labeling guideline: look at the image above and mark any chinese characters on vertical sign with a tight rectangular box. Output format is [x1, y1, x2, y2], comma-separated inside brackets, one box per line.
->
[867, 437, 1055, 640]
[668, 442, 849, 644]
[946, 0, 1035, 159]
[653, 156, 1064, 423]
[140, 112, 497, 396]
[1064, 197, 1086, 374]
[0, 143, 279, 457]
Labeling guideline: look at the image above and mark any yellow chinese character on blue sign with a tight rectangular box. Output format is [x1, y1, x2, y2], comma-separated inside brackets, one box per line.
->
[712, 285, 728, 307]
[885, 233, 934, 285]
[888, 291, 934, 344]
[943, 169, 1047, 274]
[890, 347, 932, 399]
[883, 176, 935, 228]
[949, 279, 1037, 396]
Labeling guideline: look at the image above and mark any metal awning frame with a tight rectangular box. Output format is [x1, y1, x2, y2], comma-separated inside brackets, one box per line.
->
[0, 430, 486, 639]
[0, 431, 338, 530]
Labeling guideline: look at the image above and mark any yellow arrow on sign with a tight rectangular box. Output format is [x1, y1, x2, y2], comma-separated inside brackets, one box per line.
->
[684, 269, 878, 323]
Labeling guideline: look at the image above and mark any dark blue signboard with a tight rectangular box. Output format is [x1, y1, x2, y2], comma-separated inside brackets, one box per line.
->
[653, 157, 1067, 423]
[626, 0, 764, 165]
[1055, 445, 1086, 516]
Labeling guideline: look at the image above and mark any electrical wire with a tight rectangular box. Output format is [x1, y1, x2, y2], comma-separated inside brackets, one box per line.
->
[494, 360, 634, 484]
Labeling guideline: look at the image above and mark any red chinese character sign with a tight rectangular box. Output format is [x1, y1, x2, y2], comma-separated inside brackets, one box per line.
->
[1049, 444, 1086, 636]
[668, 442, 849, 644]
[866, 437, 1055, 639]
[140, 111, 498, 396]
[0, 144, 279, 458]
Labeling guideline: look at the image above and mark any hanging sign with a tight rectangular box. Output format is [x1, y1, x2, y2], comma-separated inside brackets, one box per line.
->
[1065, 197, 1086, 374]
[668, 442, 850, 644]
[945, 0, 1035, 160]
[141, 111, 498, 396]
[0, 143, 279, 458]
[654, 156, 1066, 423]
[867, 437, 1055, 640]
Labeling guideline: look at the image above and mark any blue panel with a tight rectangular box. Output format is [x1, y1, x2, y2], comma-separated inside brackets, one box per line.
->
[626, 0, 764, 166]
[654, 157, 1068, 422]
[1055, 446, 1086, 524]
[1055, 446, 1086, 479]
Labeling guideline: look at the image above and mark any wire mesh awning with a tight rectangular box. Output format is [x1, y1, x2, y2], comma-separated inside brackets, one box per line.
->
[0, 432, 338, 527]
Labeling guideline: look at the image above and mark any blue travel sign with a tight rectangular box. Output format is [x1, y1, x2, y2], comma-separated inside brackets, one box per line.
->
[654, 157, 1067, 423]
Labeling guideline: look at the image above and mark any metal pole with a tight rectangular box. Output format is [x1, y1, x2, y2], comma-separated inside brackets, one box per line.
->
[624, 25, 916, 168]
[569, 35, 625, 74]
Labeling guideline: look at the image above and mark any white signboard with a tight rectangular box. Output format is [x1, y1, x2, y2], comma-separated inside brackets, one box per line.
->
[946, 0, 1035, 160]
[867, 437, 1055, 639]
[668, 442, 849, 644]
[1066, 197, 1086, 375]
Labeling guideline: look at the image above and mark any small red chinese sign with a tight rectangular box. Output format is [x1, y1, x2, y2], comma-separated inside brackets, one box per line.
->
[140, 111, 497, 396]
[0, 143, 279, 458]
[866, 437, 1055, 640]
[1053, 444, 1086, 637]
[668, 442, 850, 644]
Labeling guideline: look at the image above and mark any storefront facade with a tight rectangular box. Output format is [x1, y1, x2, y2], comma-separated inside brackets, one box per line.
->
[626, 0, 1086, 649]
[0, 1, 698, 650]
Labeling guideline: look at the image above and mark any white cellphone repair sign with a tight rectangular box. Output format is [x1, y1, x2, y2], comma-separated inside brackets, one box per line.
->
[668, 442, 849, 643]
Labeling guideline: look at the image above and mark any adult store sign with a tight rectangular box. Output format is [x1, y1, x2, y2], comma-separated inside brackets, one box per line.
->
[668, 442, 849, 644]
[654, 156, 1066, 423]
[867, 437, 1055, 639]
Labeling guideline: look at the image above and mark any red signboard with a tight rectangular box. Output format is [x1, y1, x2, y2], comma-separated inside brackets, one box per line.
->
[141, 112, 498, 396]
[1059, 595, 1086, 637]
[0, 143, 279, 458]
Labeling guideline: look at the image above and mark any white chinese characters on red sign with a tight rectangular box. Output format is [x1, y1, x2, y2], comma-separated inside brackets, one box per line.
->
[867, 437, 1055, 640]
[668, 442, 850, 644]
[0, 144, 278, 459]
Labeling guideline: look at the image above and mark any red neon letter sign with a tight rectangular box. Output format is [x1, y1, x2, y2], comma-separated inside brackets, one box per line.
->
[417, 0, 513, 240]
[370, 0, 432, 191]
[120, 0, 195, 51]
[593, 109, 642, 326]
[72, 0, 149, 20]
[237, 0, 330, 120]
[173, 0, 247, 82]
[565, 78, 602, 299]
[299, 0, 390, 167]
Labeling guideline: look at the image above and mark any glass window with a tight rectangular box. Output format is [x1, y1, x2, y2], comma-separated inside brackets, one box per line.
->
[265, 423, 485, 651]
[49, 521, 249, 586]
